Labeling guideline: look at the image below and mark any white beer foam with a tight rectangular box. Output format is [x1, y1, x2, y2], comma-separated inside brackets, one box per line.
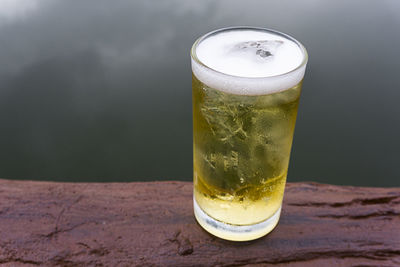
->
[192, 29, 307, 95]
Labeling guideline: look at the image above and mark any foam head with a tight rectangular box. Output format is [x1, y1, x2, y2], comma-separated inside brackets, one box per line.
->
[191, 27, 307, 95]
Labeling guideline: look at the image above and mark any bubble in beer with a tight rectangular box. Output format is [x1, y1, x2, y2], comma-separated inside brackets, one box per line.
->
[192, 28, 307, 95]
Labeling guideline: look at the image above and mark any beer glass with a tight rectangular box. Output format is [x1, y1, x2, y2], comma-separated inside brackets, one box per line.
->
[191, 27, 308, 241]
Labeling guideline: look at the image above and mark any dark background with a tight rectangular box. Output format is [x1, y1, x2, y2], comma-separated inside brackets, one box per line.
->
[0, 0, 399, 186]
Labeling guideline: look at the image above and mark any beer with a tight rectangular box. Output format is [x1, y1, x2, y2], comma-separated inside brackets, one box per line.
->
[191, 27, 307, 241]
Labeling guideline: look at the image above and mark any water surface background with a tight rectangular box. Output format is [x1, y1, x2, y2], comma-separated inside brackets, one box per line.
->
[0, 0, 399, 186]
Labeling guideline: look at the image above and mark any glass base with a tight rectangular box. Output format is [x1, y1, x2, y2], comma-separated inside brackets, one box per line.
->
[193, 196, 281, 241]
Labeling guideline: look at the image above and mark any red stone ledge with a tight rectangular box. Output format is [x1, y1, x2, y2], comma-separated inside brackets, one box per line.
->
[0, 179, 399, 266]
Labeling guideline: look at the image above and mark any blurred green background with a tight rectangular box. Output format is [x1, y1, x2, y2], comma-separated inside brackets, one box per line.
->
[0, 0, 399, 186]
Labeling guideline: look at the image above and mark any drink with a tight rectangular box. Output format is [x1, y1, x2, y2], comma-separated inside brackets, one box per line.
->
[191, 27, 308, 241]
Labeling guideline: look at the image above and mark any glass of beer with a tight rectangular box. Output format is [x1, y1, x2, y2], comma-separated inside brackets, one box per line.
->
[191, 27, 308, 241]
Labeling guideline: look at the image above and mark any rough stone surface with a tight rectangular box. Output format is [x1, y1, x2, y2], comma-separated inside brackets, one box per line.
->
[0, 179, 399, 266]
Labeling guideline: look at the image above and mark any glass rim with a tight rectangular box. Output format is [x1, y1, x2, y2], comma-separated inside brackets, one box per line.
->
[190, 26, 308, 80]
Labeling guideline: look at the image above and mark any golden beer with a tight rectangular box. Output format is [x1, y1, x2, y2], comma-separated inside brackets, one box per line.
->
[191, 27, 307, 241]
